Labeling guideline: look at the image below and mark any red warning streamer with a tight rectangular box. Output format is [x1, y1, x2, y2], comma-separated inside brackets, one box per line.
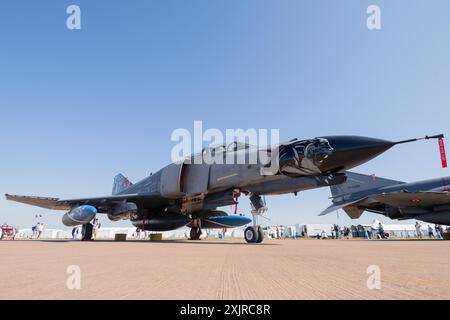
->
[439, 137, 447, 168]
[233, 190, 241, 214]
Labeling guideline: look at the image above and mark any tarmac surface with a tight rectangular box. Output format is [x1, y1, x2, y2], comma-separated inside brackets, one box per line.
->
[1, 238, 450, 300]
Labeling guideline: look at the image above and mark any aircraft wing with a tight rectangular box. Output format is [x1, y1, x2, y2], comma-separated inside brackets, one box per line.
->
[372, 191, 450, 208]
[5, 193, 169, 213]
[5, 194, 72, 210]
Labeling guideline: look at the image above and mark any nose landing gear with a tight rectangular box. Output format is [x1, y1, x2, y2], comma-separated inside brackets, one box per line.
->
[244, 195, 267, 244]
[81, 223, 93, 241]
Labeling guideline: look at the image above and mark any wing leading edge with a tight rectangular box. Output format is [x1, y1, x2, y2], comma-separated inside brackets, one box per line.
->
[5, 194, 71, 210]
[5, 193, 169, 213]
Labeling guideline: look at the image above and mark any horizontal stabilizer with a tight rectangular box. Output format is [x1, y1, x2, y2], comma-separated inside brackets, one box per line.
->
[319, 198, 365, 216]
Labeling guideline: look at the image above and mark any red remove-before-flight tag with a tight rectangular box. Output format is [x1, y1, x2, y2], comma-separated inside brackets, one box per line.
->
[439, 137, 447, 168]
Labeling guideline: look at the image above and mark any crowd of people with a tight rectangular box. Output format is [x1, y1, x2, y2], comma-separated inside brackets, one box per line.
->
[2, 217, 450, 241]
[271, 225, 298, 239]
[272, 222, 450, 240]
[376, 222, 449, 240]
[420, 222, 448, 240]
[1, 218, 105, 241]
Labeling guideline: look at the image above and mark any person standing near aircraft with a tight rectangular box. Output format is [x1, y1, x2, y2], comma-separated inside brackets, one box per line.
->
[428, 225, 435, 238]
[363, 228, 369, 240]
[435, 225, 443, 240]
[439, 225, 444, 238]
[71, 227, 77, 240]
[36, 222, 44, 239]
[378, 222, 385, 239]
[415, 222, 423, 239]
[343, 226, 350, 239]
[92, 218, 101, 239]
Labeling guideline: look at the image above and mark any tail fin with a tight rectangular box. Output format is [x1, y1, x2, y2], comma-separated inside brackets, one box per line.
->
[330, 172, 403, 201]
[112, 174, 134, 195]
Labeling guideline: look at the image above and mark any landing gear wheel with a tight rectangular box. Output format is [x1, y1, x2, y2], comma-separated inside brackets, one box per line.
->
[190, 227, 202, 240]
[190, 228, 196, 240]
[81, 223, 93, 241]
[244, 226, 259, 243]
[256, 226, 264, 243]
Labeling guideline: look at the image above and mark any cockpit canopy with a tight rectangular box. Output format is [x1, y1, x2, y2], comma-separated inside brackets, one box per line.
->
[203, 142, 254, 156]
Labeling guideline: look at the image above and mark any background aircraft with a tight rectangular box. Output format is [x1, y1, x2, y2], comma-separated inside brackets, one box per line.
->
[6, 134, 442, 243]
[320, 171, 450, 225]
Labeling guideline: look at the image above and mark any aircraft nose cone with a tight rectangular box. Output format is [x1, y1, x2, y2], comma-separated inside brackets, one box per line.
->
[319, 136, 395, 172]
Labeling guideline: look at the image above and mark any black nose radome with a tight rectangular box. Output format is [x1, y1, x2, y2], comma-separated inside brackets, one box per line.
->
[318, 136, 395, 173]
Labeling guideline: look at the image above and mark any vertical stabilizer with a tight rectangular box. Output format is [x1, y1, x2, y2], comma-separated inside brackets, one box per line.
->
[112, 174, 134, 195]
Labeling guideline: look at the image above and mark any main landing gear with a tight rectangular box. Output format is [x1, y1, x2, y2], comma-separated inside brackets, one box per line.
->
[244, 211, 264, 244]
[244, 226, 264, 243]
[81, 223, 93, 241]
[190, 227, 202, 240]
[244, 194, 267, 244]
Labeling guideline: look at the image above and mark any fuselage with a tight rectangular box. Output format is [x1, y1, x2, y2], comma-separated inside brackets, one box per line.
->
[353, 177, 450, 224]
[117, 135, 399, 229]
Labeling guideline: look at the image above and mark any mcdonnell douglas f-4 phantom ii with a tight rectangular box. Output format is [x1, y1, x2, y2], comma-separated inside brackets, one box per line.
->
[320, 171, 450, 225]
[6, 134, 443, 243]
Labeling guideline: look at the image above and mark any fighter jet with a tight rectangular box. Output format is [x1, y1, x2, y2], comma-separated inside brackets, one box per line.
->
[320, 171, 450, 225]
[6, 134, 443, 243]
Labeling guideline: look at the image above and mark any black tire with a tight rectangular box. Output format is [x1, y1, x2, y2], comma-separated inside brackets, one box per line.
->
[190, 228, 202, 240]
[190, 228, 197, 240]
[256, 226, 264, 243]
[196, 228, 202, 240]
[82, 223, 93, 241]
[244, 226, 259, 243]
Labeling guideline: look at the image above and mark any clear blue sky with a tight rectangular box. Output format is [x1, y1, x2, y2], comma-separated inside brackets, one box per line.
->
[1, 0, 449, 229]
